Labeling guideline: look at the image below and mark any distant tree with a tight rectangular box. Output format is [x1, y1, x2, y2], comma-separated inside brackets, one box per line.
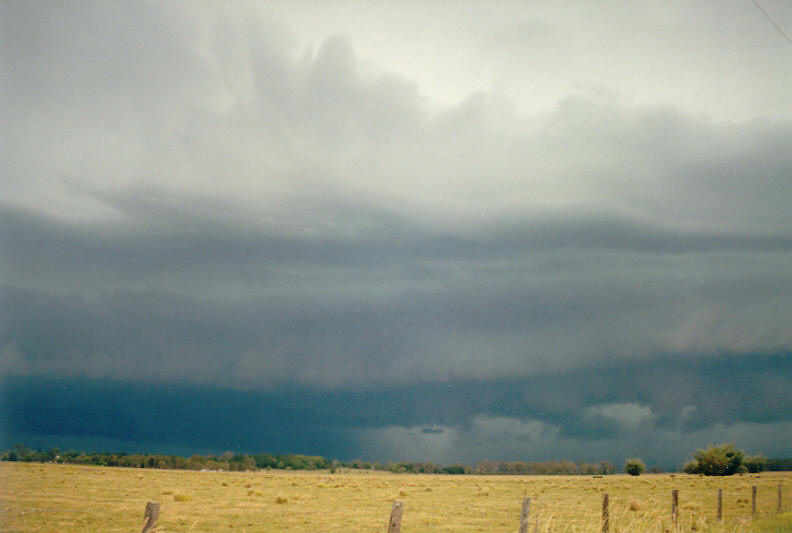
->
[122, 454, 145, 468]
[252, 453, 275, 469]
[744, 455, 767, 473]
[186, 454, 207, 470]
[684, 443, 746, 476]
[419, 462, 438, 474]
[42, 447, 61, 462]
[476, 459, 496, 474]
[598, 461, 617, 475]
[625, 458, 646, 476]
[10, 444, 25, 461]
[767, 458, 792, 471]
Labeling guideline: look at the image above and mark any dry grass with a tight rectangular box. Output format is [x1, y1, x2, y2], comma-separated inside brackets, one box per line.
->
[0, 462, 790, 532]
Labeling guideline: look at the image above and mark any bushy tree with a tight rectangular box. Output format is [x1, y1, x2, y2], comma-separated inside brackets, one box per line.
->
[684, 443, 746, 476]
[625, 458, 646, 476]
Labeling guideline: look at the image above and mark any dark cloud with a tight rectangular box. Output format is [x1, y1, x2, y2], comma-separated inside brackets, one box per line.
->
[2, 353, 790, 462]
[3, 261, 792, 388]
[2, 1, 791, 465]
[4, 199, 792, 300]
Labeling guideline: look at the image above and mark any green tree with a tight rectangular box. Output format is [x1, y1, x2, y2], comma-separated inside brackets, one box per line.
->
[625, 458, 646, 476]
[684, 443, 746, 476]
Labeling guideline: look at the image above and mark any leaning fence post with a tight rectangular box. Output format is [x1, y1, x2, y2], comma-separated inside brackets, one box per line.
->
[601, 493, 609, 533]
[140, 502, 160, 533]
[752, 485, 757, 516]
[717, 489, 722, 522]
[519, 497, 531, 533]
[388, 501, 403, 533]
[779, 484, 783, 513]
[672, 489, 679, 528]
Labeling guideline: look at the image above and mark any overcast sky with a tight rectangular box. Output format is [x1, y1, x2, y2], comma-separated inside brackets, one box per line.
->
[2, 0, 791, 467]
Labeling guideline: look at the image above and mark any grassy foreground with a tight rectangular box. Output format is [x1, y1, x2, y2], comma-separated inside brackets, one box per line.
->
[1, 463, 790, 532]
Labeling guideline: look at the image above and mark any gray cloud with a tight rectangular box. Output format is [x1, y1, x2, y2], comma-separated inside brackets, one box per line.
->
[3, 353, 790, 464]
[2, 1, 791, 464]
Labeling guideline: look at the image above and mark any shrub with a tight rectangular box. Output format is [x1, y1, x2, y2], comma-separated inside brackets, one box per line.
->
[625, 459, 646, 476]
[685, 443, 746, 476]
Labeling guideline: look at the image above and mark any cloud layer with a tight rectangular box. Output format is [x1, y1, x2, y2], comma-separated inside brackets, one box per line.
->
[2, 1, 791, 464]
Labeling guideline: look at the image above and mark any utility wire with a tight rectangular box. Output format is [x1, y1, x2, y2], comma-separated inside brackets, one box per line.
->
[750, 0, 792, 46]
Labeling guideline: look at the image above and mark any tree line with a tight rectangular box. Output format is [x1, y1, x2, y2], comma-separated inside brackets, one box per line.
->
[0, 444, 469, 474]
[0, 446, 648, 474]
[0, 444, 624, 474]
[2, 442, 788, 475]
[474, 459, 623, 475]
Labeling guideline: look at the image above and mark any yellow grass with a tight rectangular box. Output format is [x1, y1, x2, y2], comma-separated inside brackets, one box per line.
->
[1, 463, 790, 532]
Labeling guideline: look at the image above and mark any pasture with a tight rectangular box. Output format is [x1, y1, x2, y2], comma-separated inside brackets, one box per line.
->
[1, 462, 790, 532]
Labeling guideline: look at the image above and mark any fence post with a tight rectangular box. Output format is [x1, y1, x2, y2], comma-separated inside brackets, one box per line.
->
[779, 484, 783, 513]
[519, 497, 530, 533]
[752, 485, 757, 516]
[601, 493, 609, 533]
[140, 502, 160, 533]
[388, 501, 403, 533]
[672, 489, 679, 528]
[717, 489, 722, 522]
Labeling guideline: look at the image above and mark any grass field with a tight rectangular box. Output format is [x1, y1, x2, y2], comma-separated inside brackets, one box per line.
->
[1, 463, 790, 532]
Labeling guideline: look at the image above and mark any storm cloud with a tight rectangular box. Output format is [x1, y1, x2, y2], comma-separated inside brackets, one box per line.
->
[1, 0, 791, 465]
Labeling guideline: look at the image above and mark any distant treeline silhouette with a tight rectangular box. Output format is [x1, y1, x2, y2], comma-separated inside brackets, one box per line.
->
[3, 443, 790, 474]
[0, 443, 466, 473]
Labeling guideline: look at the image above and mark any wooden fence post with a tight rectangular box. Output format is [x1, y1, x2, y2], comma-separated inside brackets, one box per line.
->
[779, 484, 783, 513]
[752, 485, 757, 516]
[140, 502, 160, 533]
[388, 501, 403, 533]
[671, 489, 679, 528]
[601, 493, 609, 533]
[519, 497, 530, 533]
[717, 489, 722, 522]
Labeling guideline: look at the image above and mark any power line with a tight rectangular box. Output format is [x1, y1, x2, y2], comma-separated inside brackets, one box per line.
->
[750, 0, 792, 46]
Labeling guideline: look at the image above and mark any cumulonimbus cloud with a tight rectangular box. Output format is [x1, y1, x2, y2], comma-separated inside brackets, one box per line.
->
[2, 1, 791, 464]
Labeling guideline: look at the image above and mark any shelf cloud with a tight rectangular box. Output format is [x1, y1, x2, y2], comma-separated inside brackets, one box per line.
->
[2, 0, 790, 465]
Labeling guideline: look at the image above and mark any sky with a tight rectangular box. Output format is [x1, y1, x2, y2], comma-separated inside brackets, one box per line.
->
[1, 0, 791, 469]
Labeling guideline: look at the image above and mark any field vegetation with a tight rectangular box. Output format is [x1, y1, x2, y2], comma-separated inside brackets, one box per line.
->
[1, 462, 790, 533]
